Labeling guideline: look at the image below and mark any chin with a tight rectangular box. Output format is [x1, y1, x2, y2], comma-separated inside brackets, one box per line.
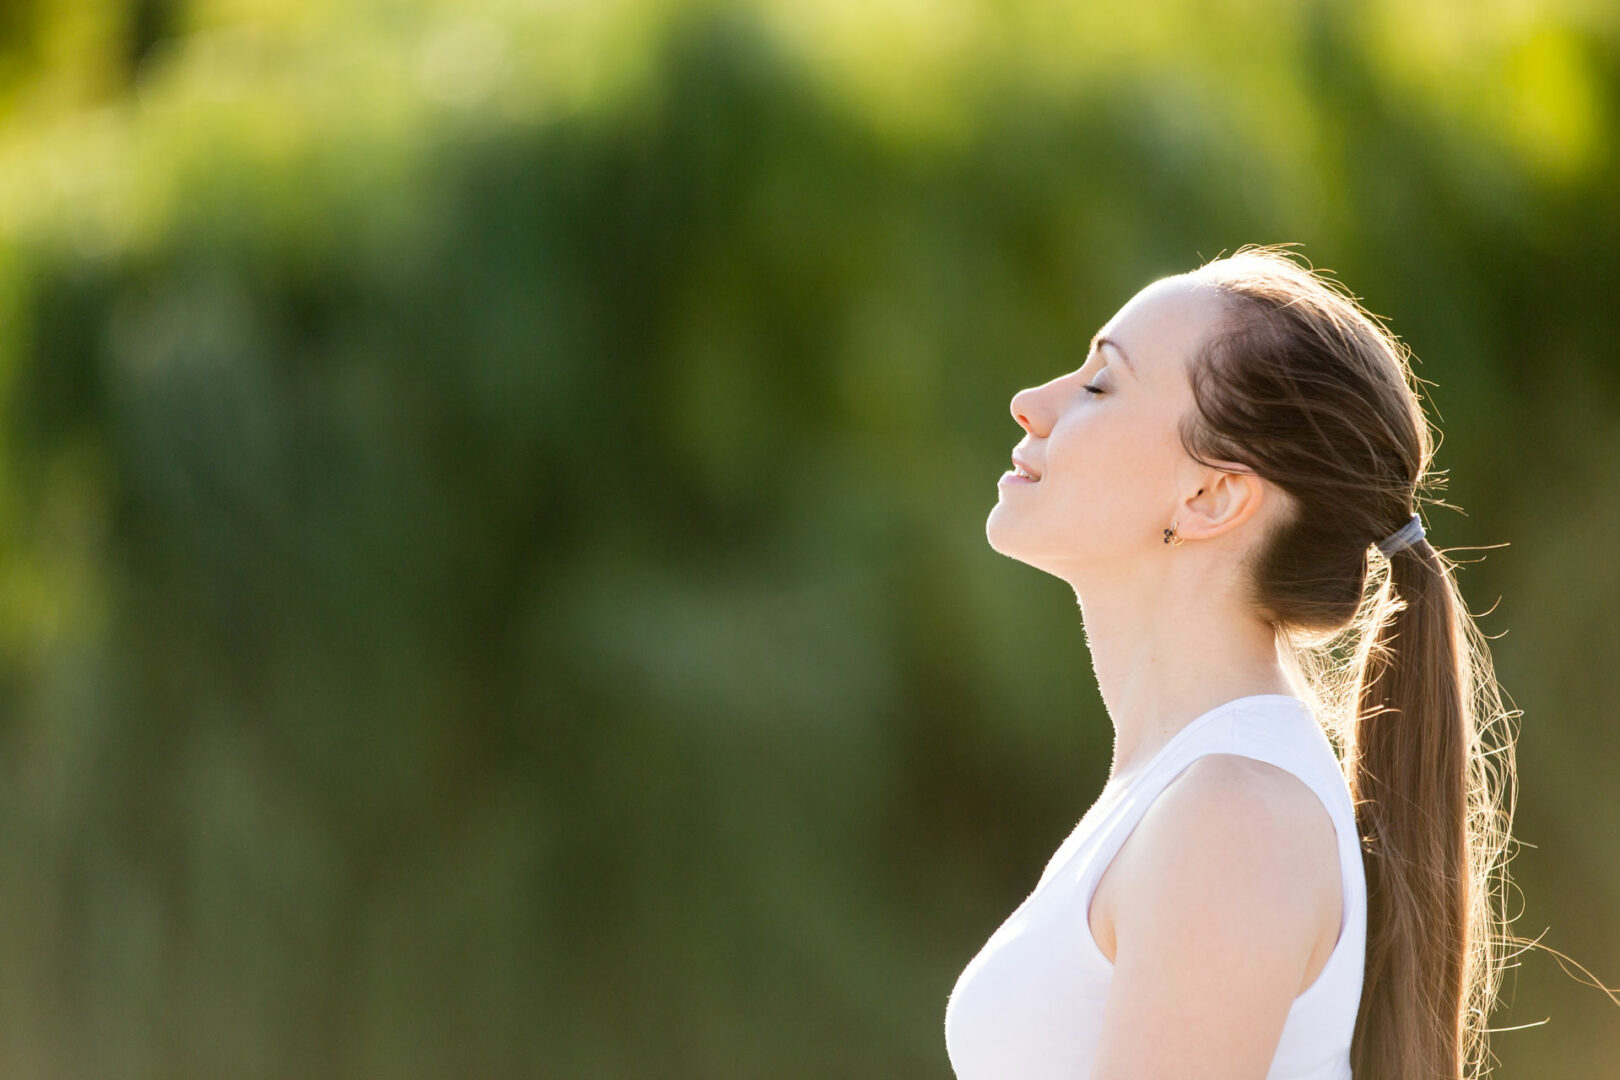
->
[985, 507, 1032, 561]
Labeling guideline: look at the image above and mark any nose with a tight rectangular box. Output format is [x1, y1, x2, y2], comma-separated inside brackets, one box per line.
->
[1010, 385, 1044, 435]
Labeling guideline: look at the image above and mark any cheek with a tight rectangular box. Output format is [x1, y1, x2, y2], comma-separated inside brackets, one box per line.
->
[1051, 411, 1136, 479]
[1050, 415, 1173, 517]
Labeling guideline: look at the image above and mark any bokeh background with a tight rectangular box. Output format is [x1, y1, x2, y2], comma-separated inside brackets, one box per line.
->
[0, 0, 1616, 1076]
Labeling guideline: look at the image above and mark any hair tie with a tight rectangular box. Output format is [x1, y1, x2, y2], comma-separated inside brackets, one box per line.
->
[1375, 513, 1425, 556]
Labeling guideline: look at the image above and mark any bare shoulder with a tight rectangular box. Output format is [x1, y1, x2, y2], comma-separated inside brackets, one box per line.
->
[1166, 753, 1339, 846]
[1121, 752, 1339, 908]
[1088, 761, 1341, 1080]
[1091, 753, 1342, 977]
[1085, 754, 1346, 1077]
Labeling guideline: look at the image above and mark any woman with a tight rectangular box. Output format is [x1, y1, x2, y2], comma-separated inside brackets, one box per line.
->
[944, 247, 1518, 1079]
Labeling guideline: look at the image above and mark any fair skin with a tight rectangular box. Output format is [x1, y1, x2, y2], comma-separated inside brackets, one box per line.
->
[986, 273, 1344, 1078]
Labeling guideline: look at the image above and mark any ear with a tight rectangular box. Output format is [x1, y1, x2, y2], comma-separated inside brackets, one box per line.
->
[1174, 463, 1266, 542]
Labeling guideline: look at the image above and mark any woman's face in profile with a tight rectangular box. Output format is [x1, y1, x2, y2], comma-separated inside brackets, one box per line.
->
[986, 274, 1227, 581]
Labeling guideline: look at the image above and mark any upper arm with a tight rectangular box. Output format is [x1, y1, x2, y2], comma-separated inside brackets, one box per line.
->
[1088, 755, 1335, 1080]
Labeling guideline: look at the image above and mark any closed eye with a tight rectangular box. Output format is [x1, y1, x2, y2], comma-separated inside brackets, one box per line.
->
[1083, 383, 1106, 395]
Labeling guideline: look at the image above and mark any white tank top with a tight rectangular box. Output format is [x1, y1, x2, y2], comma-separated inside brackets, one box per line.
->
[944, 694, 1366, 1080]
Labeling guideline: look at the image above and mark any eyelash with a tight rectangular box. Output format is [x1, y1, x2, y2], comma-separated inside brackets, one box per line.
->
[1083, 384, 1105, 396]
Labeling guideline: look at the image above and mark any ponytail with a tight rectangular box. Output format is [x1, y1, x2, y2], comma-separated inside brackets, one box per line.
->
[1346, 533, 1516, 1079]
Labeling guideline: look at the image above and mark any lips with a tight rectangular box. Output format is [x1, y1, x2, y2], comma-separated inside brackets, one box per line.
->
[1011, 453, 1042, 481]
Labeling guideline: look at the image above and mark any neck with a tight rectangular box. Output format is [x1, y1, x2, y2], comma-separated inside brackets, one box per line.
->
[1070, 559, 1295, 787]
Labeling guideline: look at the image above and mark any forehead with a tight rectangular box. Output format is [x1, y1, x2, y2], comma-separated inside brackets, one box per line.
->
[1098, 275, 1226, 381]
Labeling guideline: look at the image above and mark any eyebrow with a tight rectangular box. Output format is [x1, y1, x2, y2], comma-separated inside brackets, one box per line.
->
[1091, 332, 1137, 377]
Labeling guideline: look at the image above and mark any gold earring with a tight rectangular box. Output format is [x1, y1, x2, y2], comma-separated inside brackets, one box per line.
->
[1163, 522, 1184, 547]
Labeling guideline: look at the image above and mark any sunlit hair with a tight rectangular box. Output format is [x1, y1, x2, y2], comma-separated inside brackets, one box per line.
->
[1183, 245, 1523, 1080]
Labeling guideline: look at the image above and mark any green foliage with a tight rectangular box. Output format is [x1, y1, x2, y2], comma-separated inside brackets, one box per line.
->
[0, 0, 1616, 1076]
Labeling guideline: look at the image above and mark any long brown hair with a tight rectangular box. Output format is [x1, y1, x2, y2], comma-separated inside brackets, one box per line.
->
[1182, 245, 1522, 1079]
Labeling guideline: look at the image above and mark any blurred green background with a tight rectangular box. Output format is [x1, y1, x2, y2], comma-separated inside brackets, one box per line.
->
[0, 0, 1615, 1076]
